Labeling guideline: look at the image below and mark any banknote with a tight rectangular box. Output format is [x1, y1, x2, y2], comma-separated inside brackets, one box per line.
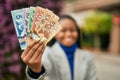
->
[11, 9, 27, 50]
[28, 7, 35, 34]
[23, 8, 30, 35]
[31, 6, 44, 32]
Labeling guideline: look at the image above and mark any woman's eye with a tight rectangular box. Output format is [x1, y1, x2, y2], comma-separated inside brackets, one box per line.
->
[70, 29, 77, 32]
[61, 29, 66, 32]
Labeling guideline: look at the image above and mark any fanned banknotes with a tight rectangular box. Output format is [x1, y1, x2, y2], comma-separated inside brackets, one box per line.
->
[11, 6, 62, 50]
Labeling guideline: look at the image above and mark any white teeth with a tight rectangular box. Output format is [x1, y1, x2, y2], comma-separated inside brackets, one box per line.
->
[64, 38, 73, 42]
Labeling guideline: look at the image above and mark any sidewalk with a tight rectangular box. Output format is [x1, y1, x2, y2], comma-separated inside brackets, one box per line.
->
[92, 51, 120, 80]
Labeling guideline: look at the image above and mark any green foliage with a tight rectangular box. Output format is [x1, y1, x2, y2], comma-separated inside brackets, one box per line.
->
[83, 11, 112, 34]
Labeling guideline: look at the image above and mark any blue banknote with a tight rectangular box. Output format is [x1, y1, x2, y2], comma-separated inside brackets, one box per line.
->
[11, 9, 27, 50]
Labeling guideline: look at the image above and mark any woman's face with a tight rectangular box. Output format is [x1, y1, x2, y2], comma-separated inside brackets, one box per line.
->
[55, 18, 78, 47]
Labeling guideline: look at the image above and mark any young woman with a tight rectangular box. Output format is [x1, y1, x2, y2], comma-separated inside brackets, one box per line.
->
[21, 15, 98, 80]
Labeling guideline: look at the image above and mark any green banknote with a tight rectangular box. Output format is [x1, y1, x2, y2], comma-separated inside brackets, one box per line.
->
[28, 7, 35, 34]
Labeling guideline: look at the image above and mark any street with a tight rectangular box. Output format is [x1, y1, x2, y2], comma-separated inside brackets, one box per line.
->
[93, 52, 120, 80]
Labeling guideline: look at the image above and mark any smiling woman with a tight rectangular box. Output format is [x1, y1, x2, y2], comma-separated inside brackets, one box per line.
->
[47, 15, 81, 48]
[21, 14, 98, 80]
[55, 15, 79, 47]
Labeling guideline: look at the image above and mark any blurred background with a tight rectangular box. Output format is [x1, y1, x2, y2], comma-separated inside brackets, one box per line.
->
[0, 0, 120, 80]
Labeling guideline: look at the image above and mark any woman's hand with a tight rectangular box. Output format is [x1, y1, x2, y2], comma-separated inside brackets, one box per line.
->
[21, 40, 45, 73]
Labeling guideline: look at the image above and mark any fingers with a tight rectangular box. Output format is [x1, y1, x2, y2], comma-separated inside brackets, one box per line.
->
[29, 41, 45, 62]
[35, 43, 45, 61]
[23, 41, 43, 63]
[21, 40, 38, 59]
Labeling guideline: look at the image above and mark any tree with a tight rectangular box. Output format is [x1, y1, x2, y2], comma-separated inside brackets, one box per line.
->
[82, 10, 112, 50]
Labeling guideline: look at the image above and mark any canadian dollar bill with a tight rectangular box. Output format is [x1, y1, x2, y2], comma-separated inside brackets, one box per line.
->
[28, 7, 35, 34]
[11, 9, 27, 50]
[23, 8, 30, 35]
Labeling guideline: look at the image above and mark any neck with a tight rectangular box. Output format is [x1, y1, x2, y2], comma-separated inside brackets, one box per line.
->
[58, 42, 78, 54]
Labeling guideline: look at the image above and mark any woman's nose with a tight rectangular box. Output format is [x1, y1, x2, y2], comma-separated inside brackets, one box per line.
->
[65, 31, 72, 36]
